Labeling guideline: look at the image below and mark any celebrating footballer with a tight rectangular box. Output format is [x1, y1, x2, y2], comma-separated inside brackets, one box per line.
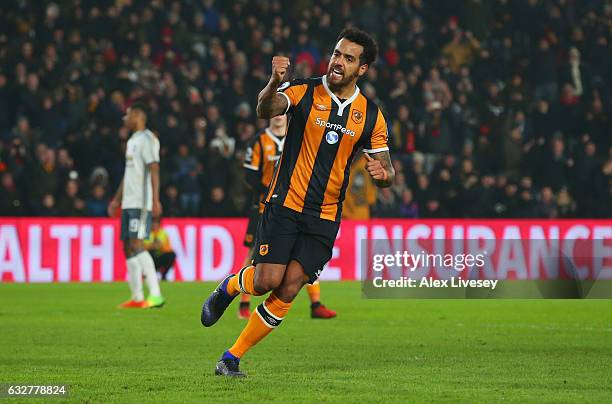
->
[201, 27, 395, 377]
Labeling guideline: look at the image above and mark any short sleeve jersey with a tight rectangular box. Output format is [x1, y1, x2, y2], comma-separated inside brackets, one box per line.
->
[267, 75, 389, 222]
[122, 129, 160, 210]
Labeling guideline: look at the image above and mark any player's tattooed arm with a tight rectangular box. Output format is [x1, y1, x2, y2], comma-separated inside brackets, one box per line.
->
[364, 151, 395, 188]
[256, 56, 290, 119]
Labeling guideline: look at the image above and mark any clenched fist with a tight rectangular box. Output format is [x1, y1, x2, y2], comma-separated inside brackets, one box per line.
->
[364, 153, 388, 181]
[271, 56, 290, 84]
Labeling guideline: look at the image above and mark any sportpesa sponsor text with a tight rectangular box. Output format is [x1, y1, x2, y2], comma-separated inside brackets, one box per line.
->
[315, 118, 356, 137]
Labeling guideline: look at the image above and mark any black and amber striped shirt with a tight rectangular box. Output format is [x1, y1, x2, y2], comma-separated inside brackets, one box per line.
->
[266, 76, 389, 222]
[243, 128, 285, 213]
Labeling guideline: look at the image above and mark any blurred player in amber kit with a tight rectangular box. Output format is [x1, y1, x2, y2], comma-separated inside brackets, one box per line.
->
[143, 217, 176, 281]
[202, 28, 394, 376]
[108, 103, 165, 308]
[239, 114, 337, 320]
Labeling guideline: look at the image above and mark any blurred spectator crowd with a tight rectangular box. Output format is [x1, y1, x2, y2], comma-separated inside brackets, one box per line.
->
[0, 0, 611, 219]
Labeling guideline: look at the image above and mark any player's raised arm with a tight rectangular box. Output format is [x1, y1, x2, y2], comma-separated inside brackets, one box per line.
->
[256, 56, 291, 119]
[364, 151, 395, 188]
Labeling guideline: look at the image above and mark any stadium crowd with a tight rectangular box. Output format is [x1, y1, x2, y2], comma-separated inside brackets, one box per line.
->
[0, 0, 611, 219]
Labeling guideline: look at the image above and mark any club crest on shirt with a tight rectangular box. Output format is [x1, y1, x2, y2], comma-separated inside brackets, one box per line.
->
[352, 109, 363, 124]
[260, 244, 269, 256]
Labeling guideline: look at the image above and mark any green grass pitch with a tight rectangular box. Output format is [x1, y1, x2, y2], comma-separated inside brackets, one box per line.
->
[0, 282, 611, 402]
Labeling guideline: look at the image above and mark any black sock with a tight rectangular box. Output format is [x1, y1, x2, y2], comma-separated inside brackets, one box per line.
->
[310, 301, 321, 310]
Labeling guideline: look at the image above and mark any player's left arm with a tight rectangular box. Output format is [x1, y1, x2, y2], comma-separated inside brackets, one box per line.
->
[108, 178, 123, 217]
[145, 135, 162, 218]
[363, 109, 395, 188]
[364, 151, 395, 188]
[149, 162, 162, 218]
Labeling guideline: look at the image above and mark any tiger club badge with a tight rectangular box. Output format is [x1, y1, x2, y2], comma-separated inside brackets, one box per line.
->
[260, 244, 269, 256]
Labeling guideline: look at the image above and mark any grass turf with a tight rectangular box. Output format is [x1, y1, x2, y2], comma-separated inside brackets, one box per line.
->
[0, 282, 611, 403]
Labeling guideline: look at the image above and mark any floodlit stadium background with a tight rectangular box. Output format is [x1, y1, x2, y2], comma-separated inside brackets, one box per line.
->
[1, 1, 612, 402]
[0, 0, 610, 283]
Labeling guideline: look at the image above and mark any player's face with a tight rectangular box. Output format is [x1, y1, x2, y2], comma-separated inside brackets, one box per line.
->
[123, 108, 136, 131]
[270, 115, 287, 135]
[327, 38, 367, 88]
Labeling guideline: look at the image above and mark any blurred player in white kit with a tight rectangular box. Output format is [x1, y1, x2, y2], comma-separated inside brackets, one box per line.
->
[108, 102, 165, 308]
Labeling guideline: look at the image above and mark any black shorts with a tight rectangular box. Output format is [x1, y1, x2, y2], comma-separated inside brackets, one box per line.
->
[243, 205, 261, 248]
[253, 203, 340, 284]
[120, 209, 152, 240]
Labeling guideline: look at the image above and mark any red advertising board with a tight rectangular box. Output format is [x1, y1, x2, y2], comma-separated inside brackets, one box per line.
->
[0, 218, 610, 282]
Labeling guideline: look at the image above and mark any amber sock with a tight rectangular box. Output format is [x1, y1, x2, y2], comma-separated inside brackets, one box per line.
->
[306, 281, 321, 304]
[226, 265, 262, 296]
[228, 293, 292, 358]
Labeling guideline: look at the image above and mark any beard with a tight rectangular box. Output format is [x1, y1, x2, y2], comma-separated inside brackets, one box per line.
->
[326, 66, 359, 92]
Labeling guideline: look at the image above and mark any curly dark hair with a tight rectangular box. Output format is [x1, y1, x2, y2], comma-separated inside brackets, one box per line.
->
[336, 28, 378, 66]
